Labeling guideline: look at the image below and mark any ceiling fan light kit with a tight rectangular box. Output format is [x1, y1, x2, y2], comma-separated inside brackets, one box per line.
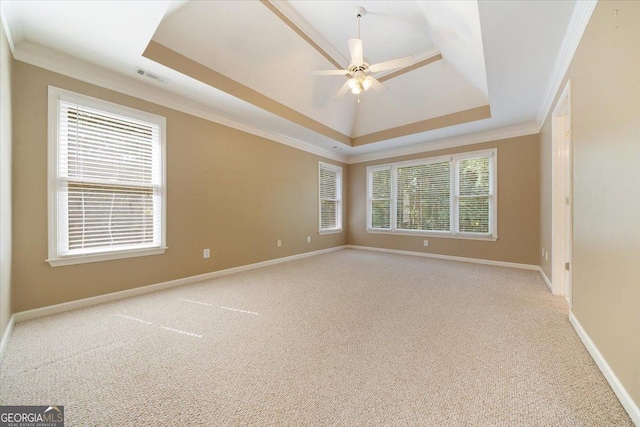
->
[310, 6, 415, 102]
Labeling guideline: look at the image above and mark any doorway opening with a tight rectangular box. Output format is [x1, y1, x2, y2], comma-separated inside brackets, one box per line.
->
[551, 80, 572, 306]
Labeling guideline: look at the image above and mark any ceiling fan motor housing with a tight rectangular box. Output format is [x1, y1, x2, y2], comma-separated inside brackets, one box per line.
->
[349, 64, 369, 74]
[355, 7, 366, 18]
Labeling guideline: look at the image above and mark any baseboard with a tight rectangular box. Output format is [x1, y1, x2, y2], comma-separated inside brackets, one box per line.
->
[537, 267, 553, 292]
[13, 245, 347, 324]
[347, 245, 539, 270]
[0, 315, 15, 362]
[570, 312, 640, 425]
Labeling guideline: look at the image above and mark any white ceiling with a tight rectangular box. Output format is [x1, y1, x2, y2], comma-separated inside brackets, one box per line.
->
[1, 0, 576, 160]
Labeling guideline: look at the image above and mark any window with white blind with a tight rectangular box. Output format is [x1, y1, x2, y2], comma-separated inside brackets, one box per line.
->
[367, 149, 497, 240]
[397, 161, 450, 232]
[369, 166, 392, 229]
[319, 162, 342, 233]
[456, 155, 491, 234]
[47, 86, 166, 266]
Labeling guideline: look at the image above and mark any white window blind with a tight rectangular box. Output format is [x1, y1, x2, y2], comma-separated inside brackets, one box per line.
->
[369, 167, 391, 229]
[396, 161, 450, 232]
[48, 87, 166, 266]
[366, 149, 496, 239]
[456, 156, 491, 234]
[319, 162, 342, 232]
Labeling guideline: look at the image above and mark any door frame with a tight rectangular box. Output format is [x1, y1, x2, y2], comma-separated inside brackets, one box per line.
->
[551, 80, 572, 303]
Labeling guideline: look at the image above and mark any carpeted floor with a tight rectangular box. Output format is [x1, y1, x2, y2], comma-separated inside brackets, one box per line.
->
[0, 249, 633, 426]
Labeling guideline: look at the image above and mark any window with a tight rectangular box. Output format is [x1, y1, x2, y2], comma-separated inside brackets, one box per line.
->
[319, 162, 342, 233]
[369, 167, 391, 229]
[47, 87, 166, 266]
[367, 149, 497, 239]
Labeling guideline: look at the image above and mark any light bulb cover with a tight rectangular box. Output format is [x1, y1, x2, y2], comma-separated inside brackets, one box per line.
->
[362, 77, 372, 91]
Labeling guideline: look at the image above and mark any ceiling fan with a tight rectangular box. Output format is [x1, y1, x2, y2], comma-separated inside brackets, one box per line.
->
[311, 6, 414, 101]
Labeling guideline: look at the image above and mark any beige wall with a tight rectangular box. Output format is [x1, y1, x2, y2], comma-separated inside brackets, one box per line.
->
[12, 61, 347, 312]
[348, 135, 540, 265]
[0, 21, 13, 338]
[539, 0, 640, 406]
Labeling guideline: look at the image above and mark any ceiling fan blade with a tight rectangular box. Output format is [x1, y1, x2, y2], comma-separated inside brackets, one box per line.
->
[369, 56, 414, 73]
[335, 80, 351, 98]
[348, 38, 363, 65]
[309, 69, 350, 76]
[367, 76, 388, 93]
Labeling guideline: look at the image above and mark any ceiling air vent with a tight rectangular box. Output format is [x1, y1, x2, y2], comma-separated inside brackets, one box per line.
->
[135, 67, 169, 84]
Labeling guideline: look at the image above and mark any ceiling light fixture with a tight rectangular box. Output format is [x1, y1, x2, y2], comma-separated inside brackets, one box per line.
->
[348, 72, 372, 95]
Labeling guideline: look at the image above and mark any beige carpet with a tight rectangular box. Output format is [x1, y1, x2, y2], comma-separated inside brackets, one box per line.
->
[0, 249, 632, 426]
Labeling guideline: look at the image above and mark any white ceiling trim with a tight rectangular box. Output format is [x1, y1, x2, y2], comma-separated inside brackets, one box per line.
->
[269, 0, 349, 69]
[413, 46, 442, 63]
[11, 40, 347, 163]
[346, 121, 539, 164]
[536, 0, 597, 127]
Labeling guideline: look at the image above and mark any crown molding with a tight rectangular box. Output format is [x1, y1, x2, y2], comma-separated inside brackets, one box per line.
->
[12, 41, 347, 163]
[347, 121, 539, 164]
[0, 0, 21, 56]
[536, 0, 597, 127]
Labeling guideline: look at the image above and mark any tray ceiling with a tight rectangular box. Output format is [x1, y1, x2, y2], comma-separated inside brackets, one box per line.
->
[148, 0, 491, 146]
[1, 0, 577, 158]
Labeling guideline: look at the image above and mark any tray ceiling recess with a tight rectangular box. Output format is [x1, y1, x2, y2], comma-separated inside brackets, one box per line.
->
[144, 0, 491, 148]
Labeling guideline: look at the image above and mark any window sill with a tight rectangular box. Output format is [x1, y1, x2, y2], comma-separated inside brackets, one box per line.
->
[319, 228, 343, 235]
[47, 247, 168, 267]
[366, 229, 498, 242]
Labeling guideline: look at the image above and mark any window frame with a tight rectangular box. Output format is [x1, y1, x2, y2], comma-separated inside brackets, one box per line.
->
[47, 86, 167, 267]
[366, 149, 498, 241]
[318, 161, 343, 234]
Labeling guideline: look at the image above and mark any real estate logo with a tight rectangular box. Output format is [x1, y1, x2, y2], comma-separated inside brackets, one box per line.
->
[0, 405, 64, 427]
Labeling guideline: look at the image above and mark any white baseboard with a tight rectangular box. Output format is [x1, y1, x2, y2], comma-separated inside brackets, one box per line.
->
[12, 246, 347, 324]
[0, 315, 15, 362]
[570, 312, 640, 425]
[347, 245, 539, 270]
[537, 266, 553, 292]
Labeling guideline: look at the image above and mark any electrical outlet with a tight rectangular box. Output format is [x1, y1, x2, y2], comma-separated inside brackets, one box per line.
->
[203, 248, 210, 259]
[423, 240, 429, 247]
[545, 251, 548, 262]
[307, 236, 311, 243]
[277, 240, 282, 247]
